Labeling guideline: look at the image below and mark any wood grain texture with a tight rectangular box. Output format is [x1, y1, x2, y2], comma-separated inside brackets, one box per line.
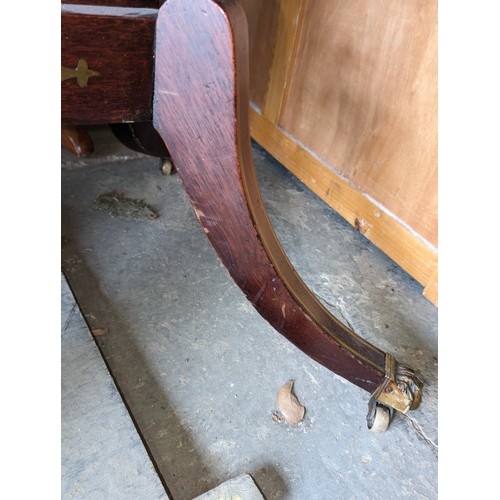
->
[249, 107, 438, 292]
[153, 0, 389, 393]
[261, 0, 306, 123]
[423, 266, 438, 305]
[280, 0, 438, 248]
[61, 9, 156, 124]
[238, 0, 280, 110]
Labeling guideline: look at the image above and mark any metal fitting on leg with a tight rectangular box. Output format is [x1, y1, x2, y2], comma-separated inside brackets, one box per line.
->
[367, 353, 423, 431]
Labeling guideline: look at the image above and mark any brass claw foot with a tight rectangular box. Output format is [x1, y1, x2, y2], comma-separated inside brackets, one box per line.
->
[367, 354, 423, 432]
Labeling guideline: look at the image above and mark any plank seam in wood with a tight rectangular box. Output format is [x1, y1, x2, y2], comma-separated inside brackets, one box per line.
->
[262, 0, 307, 124]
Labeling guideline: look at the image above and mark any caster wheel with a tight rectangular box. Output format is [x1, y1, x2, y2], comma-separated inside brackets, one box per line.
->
[161, 158, 174, 175]
[62, 126, 94, 157]
[367, 404, 391, 432]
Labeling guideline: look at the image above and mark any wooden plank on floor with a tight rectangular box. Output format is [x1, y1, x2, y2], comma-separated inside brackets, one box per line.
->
[423, 266, 438, 306]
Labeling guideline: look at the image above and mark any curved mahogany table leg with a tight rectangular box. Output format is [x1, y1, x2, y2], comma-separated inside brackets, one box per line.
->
[152, 0, 422, 428]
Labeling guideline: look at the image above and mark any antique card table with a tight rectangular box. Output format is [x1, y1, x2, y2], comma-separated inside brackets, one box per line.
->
[61, 0, 423, 431]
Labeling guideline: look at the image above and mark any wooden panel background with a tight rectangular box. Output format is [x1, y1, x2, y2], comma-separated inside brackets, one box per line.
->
[238, 0, 280, 110]
[240, 0, 438, 304]
[280, 0, 438, 248]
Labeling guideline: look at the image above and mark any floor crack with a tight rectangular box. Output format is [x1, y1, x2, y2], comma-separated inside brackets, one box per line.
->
[62, 303, 78, 334]
[403, 413, 438, 453]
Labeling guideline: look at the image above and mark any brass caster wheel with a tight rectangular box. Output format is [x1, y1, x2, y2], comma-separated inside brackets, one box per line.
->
[367, 403, 392, 433]
[161, 158, 174, 175]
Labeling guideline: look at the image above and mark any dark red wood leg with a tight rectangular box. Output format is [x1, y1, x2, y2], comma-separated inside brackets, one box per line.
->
[152, 0, 422, 429]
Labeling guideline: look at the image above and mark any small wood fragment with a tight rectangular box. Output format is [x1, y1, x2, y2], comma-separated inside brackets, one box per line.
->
[91, 328, 109, 337]
[276, 380, 305, 425]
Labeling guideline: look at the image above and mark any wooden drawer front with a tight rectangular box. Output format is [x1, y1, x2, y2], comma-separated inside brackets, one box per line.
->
[62, 8, 156, 124]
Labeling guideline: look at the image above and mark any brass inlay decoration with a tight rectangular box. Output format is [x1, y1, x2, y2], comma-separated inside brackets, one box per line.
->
[61, 59, 100, 88]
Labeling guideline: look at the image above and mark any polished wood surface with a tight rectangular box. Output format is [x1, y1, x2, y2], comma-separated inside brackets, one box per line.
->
[153, 0, 387, 393]
[61, 125, 94, 156]
[61, 5, 156, 124]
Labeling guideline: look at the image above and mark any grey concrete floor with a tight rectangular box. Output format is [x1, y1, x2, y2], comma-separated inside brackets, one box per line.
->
[61, 126, 438, 499]
[62, 274, 169, 499]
